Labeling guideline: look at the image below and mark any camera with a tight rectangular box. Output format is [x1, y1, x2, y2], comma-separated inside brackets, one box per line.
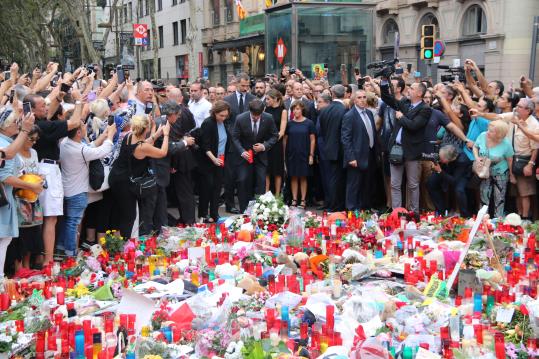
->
[367, 58, 399, 78]
[421, 141, 441, 164]
[289, 67, 296, 75]
[438, 65, 466, 83]
[86, 64, 95, 74]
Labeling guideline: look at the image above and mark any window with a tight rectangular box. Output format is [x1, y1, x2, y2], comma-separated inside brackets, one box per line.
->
[225, 4, 233, 22]
[463, 5, 487, 36]
[382, 19, 399, 45]
[418, 13, 439, 40]
[172, 0, 177, 5]
[145, 29, 151, 51]
[212, 0, 220, 25]
[128, 2, 132, 20]
[138, 0, 143, 17]
[158, 58, 161, 78]
[176, 55, 189, 78]
[173, 21, 179, 45]
[180, 19, 187, 44]
[157, 0, 162, 11]
[145, 0, 150, 16]
[158, 26, 164, 48]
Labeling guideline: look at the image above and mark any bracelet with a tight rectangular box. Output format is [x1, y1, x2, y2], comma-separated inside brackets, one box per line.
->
[529, 161, 535, 165]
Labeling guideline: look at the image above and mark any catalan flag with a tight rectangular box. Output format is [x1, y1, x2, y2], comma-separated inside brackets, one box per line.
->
[235, 0, 246, 20]
[265, 0, 273, 7]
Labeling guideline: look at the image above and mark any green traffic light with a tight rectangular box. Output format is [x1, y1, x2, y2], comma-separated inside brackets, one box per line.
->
[424, 49, 433, 59]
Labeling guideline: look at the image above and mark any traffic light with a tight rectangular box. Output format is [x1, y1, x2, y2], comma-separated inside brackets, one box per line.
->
[421, 25, 436, 60]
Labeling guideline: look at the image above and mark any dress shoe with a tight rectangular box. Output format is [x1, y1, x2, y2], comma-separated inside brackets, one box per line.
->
[226, 207, 240, 214]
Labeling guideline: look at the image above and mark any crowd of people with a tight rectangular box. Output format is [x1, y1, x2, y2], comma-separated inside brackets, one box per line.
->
[0, 58, 538, 278]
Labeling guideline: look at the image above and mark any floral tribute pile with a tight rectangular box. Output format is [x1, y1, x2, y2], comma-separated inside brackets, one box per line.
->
[1, 201, 539, 359]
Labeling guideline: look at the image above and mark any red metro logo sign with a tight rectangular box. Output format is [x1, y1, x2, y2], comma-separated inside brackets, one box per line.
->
[274, 38, 287, 65]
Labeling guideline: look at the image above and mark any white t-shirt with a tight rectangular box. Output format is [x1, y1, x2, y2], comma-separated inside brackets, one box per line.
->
[188, 97, 212, 128]
[59, 138, 113, 197]
[15, 149, 39, 176]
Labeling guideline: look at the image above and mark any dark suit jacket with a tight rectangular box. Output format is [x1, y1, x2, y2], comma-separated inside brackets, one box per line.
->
[167, 106, 196, 172]
[318, 100, 347, 162]
[285, 98, 315, 123]
[224, 92, 256, 154]
[232, 112, 279, 166]
[380, 83, 431, 161]
[197, 117, 231, 173]
[152, 117, 188, 187]
[341, 107, 377, 170]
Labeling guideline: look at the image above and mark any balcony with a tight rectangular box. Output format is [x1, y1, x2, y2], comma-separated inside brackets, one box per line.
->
[407, 0, 439, 8]
[212, 10, 220, 26]
[225, 7, 233, 23]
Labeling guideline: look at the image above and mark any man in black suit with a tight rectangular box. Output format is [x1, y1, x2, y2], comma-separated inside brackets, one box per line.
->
[223, 73, 256, 214]
[318, 84, 347, 211]
[381, 80, 431, 213]
[169, 94, 197, 225]
[341, 89, 377, 210]
[149, 101, 195, 232]
[232, 99, 279, 212]
[284, 81, 315, 121]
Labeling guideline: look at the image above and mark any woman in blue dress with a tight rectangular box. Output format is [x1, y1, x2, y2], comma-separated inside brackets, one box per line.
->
[283, 101, 316, 209]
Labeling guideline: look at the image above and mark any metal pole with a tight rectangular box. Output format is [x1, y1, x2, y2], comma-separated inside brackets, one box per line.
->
[115, 5, 120, 65]
[529, 16, 539, 82]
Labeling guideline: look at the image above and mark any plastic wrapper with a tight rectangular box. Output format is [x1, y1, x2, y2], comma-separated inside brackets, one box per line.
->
[286, 207, 305, 247]
[349, 337, 391, 359]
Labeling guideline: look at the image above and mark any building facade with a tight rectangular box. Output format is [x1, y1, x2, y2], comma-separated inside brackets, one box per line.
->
[103, 0, 204, 84]
[371, 0, 539, 86]
[201, 0, 267, 85]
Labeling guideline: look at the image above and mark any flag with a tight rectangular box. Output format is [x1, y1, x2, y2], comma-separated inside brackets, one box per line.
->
[265, 0, 273, 7]
[235, 0, 246, 20]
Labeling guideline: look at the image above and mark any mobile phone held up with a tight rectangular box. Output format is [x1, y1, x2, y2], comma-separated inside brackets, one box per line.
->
[23, 102, 32, 116]
[60, 83, 71, 93]
[117, 65, 125, 84]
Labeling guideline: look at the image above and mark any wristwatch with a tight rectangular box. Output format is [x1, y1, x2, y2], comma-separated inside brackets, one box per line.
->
[528, 161, 536, 166]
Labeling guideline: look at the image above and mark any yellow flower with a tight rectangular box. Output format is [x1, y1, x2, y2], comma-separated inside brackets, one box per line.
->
[112, 230, 116, 233]
[142, 356, 163, 359]
[66, 283, 90, 298]
[99, 237, 106, 246]
[106, 230, 111, 234]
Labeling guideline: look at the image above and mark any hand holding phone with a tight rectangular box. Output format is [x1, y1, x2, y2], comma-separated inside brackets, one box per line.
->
[23, 102, 32, 116]
[117, 65, 125, 84]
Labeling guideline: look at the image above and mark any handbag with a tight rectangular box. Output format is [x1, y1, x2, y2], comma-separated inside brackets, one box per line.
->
[127, 135, 157, 199]
[81, 148, 110, 192]
[511, 126, 532, 176]
[388, 143, 404, 165]
[473, 146, 491, 179]
[0, 183, 8, 208]
[16, 197, 43, 227]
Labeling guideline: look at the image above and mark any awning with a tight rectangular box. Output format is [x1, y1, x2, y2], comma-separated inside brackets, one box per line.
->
[209, 33, 264, 51]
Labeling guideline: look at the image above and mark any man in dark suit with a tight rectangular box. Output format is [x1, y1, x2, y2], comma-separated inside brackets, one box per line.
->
[341, 89, 377, 210]
[223, 73, 256, 213]
[149, 101, 195, 232]
[284, 81, 315, 121]
[169, 95, 197, 225]
[381, 80, 431, 213]
[232, 99, 279, 212]
[318, 84, 347, 211]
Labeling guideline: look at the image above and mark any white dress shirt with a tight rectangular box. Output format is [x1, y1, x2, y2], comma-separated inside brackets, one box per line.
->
[188, 97, 212, 128]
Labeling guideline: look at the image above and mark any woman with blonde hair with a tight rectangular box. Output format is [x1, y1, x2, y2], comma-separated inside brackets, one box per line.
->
[108, 114, 170, 238]
[87, 99, 110, 142]
[473, 120, 514, 217]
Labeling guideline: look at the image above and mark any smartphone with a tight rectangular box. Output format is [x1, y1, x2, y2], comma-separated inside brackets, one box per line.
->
[87, 91, 97, 102]
[117, 65, 125, 84]
[145, 102, 153, 115]
[407, 63, 412, 73]
[107, 115, 115, 126]
[23, 102, 32, 115]
[60, 83, 71, 93]
[9, 89, 14, 103]
[3, 71, 10, 81]
[92, 79, 102, 91]
[414, 71, 421, 78]
[395, 68, 404, 75]
[354, 68, 360, 76]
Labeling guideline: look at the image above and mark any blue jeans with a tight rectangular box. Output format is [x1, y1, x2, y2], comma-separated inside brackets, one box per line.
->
[59, 193, 88, 256]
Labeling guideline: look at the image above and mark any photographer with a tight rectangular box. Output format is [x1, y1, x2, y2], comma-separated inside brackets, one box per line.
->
[380, 70, 432, 213]
[426, 145, 460, 215]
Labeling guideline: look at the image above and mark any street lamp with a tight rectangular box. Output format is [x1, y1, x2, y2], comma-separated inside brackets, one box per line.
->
[258, 49, 265, 61]
[232, 51, 239, 63]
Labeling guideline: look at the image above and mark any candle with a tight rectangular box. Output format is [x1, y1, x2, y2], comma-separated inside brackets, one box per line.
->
[56, 287, 65, 305]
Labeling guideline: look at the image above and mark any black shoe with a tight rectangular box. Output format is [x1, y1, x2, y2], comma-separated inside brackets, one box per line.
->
[226, 207, 240, 214]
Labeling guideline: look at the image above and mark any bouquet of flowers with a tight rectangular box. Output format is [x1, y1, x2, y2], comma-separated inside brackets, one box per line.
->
[99, 230, 125, 257]
[250, 192, 289, 232]
[304, 211, 322, 228]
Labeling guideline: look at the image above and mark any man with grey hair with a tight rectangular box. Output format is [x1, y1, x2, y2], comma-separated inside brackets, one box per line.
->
[134, 80, 154, 115]
[426, 144, 461, 215]
[317, 84, 347, 211]
[148, 101, 195, 232]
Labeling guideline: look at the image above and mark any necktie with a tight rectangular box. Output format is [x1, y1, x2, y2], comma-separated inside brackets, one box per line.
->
[362, 110, 374, 148]
[239, 94, 244, 113]
[253, 121, 258, 137]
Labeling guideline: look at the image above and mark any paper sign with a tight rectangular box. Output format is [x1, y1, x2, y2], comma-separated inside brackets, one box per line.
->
[117, 289, 155, 334]
[496, 307, 515, 323]
[416, 347, 442, 359]
[188, 247, 204, 260]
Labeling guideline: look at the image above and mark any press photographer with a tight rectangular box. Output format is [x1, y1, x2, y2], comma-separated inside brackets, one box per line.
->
[425, 144, 460, 215]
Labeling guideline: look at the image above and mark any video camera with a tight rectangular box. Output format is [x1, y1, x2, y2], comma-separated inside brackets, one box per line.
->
[438, 65, 465, 83]
[367, 58, 399, 78]
[421, 141, 441, 164]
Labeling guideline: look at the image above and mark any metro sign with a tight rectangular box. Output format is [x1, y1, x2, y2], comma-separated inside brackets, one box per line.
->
[274, 38, 287, 65]
[133, 24, 148, 39]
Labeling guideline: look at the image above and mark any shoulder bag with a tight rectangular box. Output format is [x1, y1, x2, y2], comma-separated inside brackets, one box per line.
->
[473, 147, 491, 179]
[81, 147, 110, 192]
[127, 135, 157, 199]
[511, 125, 532, 176]
[388, 143, 404, 165]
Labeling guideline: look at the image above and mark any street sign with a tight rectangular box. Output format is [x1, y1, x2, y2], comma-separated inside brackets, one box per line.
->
[133, 24, 148, 39]
[274, 38, 287, 65]
[203, 67, 209, 78]
[434, 40, 445, 57]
